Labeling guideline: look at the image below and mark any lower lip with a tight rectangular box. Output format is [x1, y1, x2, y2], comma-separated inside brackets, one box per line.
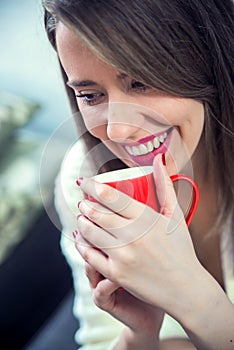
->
[125, 129, 173, 166]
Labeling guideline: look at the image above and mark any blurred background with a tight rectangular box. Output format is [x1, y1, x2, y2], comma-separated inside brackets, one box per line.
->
[0, 1, 79, 349]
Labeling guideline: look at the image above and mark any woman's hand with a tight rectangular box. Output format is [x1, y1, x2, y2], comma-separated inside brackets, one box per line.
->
[74, 231, 164, 342]
[82, 260, 164, 339]
[75, 155, 234, 349]
[75, 154, 201, 320]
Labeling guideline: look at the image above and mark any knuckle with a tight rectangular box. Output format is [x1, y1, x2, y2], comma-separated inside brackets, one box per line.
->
[84, 262, 92, 276]
[108, 262, 126, 285]
[161, 206, 174, 217]
[166, 177, 174, 187]
[81, 220, 92, 236]
[82, 247, 92, 263]
[96, 184, 117, 203]
[123, 250, 137, 268]
[97, 185, 111, 201]
[93, 287, 108, 310]
[107, 269, 117, 283]
[93, 287, 103, 303]
[93, 293, 104, 309]
[86, 206, 97, 219]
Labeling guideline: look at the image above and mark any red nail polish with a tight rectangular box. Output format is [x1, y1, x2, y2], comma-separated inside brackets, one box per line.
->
[76, 177, 83, 186]
[162, 153, 166, 166]
[72, 230, 78, 238]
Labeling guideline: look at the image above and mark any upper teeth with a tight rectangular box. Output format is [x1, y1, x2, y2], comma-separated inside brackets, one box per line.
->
[125, 131, 167, 156]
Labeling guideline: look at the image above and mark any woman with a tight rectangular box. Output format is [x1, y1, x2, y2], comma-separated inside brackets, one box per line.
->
[43, 0, 234, 349]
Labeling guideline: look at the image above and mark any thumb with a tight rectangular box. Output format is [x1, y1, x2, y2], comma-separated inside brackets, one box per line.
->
[153, 154, 182, 222]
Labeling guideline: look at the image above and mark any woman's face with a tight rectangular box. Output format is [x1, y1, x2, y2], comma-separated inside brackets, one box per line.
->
[56, 23, 205, 175]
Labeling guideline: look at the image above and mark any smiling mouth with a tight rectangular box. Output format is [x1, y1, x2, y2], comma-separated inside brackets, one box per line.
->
[124, 129, 172, 157]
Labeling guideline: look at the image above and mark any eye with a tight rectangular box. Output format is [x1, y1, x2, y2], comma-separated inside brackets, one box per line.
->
[75, 91, 105, 106]
[130, 80, 150, 92]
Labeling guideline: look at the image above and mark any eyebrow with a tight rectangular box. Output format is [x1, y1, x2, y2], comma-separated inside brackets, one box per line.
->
[66, 73, 128, 88]
[117, 72, 128, 80]
[66, 80, 97, 88]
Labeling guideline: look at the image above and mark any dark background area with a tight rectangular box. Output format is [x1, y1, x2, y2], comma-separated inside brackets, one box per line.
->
[0, 205, 77, 350]
[0, 1, 80, 349]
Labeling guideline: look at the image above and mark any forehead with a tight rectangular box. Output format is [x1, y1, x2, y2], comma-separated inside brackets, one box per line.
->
[56, 22, 90, 59]
[56, 22, 115, 82]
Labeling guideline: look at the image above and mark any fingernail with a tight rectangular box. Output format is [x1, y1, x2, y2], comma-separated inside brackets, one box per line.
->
[162, 153, 166, 166]
[72, 230, 79, 238]
[76, 177, 84, 186]
[118, 287, 125, 291]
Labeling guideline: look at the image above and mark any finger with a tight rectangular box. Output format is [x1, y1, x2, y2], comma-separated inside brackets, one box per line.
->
[153, 154, 183, 222]
[96, 278, 120, 295]
[77, 215, 118, 248]
[93, 279, 120, 311]
[78, 177, 146, 219]
[79, 199, 130, 231]
[85, 262, 104, 289]
[77, 211, 155, 248]
[75, 241, 111, 280]
[74, 230, 108, 259]
[73, 229, 93, 248]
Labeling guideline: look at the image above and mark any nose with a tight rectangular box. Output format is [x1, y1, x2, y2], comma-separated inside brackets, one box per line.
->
[106, 102, 145, 142]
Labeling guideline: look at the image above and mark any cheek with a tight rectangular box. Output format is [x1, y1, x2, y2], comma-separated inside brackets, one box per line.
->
[183, 106, 205, 153]
[88, 125, 108, 140]
[79, 104, 108, 140]
[171, 100, 204, 148]
[166, 103, 205, 174]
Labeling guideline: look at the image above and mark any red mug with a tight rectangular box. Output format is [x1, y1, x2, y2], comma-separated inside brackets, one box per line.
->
[86, 166, 199, 226]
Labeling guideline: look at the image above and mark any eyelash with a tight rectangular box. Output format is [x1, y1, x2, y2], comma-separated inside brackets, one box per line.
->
[75, 80, 150, 106]
[75, 92, 104, 106]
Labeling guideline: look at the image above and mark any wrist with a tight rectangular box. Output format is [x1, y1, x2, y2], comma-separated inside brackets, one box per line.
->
[114, 327, 160, 350]
[174, 264, 223, 325]
[170, 264, 234, 349]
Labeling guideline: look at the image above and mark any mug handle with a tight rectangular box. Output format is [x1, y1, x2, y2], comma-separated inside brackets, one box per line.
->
[170, 174, 199, 227]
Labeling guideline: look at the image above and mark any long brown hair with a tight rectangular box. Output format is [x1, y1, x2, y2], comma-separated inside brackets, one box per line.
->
[43, 0, 234, 237]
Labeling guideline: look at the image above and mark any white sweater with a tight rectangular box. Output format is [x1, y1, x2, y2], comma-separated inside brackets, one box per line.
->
[54, 140, 234, 350]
